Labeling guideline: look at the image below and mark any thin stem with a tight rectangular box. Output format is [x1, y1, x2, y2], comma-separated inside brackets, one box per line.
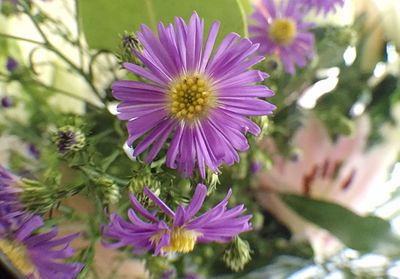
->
[236, 0, 249, 38]
[74, 0, 85, 69]
[0, 33, 45, 46]
[21, 2, 104, 101]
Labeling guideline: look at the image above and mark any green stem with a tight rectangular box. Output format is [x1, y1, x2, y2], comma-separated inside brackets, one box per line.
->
[0, 32, 45, 46]
[236, 0, 249, 38]
[74, 0, 85, 69]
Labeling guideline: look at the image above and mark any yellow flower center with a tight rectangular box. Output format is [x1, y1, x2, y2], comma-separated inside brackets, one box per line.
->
[151, 227, 200, 253]
[269, 18, 297, 45]
[168, 75, 214, 121]
[0, 239, 35, 275]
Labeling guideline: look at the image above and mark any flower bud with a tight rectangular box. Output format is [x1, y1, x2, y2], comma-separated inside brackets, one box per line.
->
[19, 179, 56, 213]
[94, 177, 120, 205]
[52, 125, 86, 154]
[6, 57, 18, 73]
[129, 174, 161, 207]
[1, 96, 13, 108]
[205, 170, 220, 195]
[222, 236, 252, 272]
[117, 32, 143, 65]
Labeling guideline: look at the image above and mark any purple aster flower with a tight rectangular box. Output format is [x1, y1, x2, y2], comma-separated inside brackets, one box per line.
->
[6, 56, 18, 72]
[103, 183, 252, 255]
[112, 12, 275, 178]
[0, 166, 24, 236]
[0, 215, 84, 279]
[298, 0, 345, 15]
[249, 0, 315, 74]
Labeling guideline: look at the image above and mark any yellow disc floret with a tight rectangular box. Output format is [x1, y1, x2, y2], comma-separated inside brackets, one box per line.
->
[0, 239, 35, 275]
[269, 18, 297, 45]
[169, 75, 214, 121]
[163, 227, 199, 253]
[151, 227, 200, 254]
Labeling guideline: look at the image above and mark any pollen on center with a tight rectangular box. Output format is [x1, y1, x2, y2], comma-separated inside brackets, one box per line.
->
[163, 227, 199, 253]
[168, 75, 213, 121]
[0, 239, 35, 275]
[268, 18, 297, 45]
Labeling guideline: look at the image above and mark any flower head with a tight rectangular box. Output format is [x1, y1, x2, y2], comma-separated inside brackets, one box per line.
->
[299, 0, 345, 15]
[0, 215, 84, 279]
[249, 0, 315, 74]
[0, 166, 24, 236]
[103, 184, 252, 255]
[112, 12, 275, 178]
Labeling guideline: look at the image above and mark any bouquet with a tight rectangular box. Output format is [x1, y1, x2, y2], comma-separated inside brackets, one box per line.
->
[1, 0, 400, 278]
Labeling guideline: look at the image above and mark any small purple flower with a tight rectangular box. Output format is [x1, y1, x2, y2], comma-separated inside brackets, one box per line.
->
[1, 96, 13, 108]
[161, 269, 176, 279]
[298, 0, 345, 15]
[28, 144, 40, 160]
[113, 12, 275, 178]
[6, 56, 18, 72]
[250, 161, 262, 173]
[0, 166, 24, 236]
[249, 0, 315, 74]
[103, 184, 252, 255]
[0, 215, 84, 279]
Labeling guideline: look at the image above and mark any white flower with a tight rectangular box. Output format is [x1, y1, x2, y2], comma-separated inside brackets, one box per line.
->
[257, 115, 400, 260]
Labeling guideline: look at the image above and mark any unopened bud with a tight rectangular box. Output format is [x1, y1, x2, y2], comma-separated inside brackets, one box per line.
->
[129, 174, 161, 207]
[52, 125, 86, 154]
[206, 171, 220, 195]
[94, 177, 120, 205]
[117, 32, 143, 65]
[20, 179, 56, 213]
[222, 236, 252, 272]
[6, 56, 18, 72]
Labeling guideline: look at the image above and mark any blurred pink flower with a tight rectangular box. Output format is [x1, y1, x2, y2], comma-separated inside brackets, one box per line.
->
[257, 116, 400, 260]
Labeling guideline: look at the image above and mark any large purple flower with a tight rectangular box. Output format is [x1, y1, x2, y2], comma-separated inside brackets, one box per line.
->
[249, 0, 315, 74]
[0, 166, 24, 235]
[298, 0, 345, 15]
[0, 215, 84, 279]
[113, 12, 275, 178]
[103, 184, 252, 255]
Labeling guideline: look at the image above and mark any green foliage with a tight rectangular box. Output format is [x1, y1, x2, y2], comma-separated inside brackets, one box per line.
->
[281, 194, 400, 255]
[79, 0, 250, 50]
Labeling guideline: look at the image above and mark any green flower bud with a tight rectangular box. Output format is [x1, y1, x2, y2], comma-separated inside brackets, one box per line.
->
[117, 32, 144, 66]
[52, 125, 86, 154]
[129, 174, 161, 208]
[19, 179, 57, 213]
[94, 177, 120, 205]
[222, 236, 252, 272]
[206, 171, 220, 195]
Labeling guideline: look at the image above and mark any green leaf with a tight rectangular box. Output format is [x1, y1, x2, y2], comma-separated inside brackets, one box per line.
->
[79, 0, 250, 50]
[280, 194, 400, 255]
